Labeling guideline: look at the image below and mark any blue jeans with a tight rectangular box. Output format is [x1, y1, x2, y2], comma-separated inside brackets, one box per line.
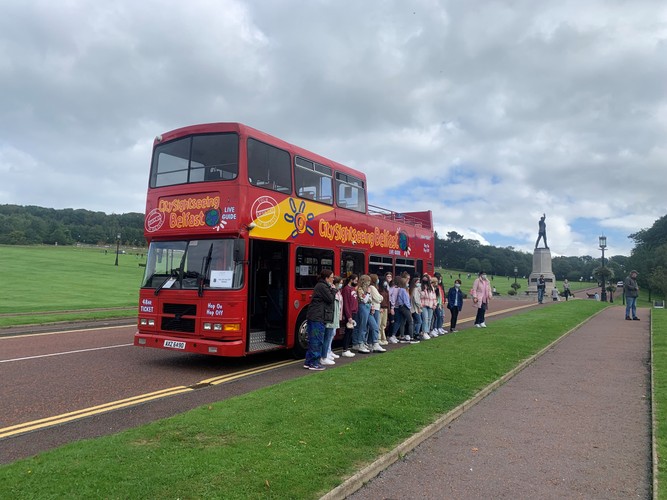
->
[626, 296, 638, 319]
[412, 312, 423, 335]
[306, 320, 324, 366]
[435, 305, 444, 329]
[537, 288, 545, 303]
[355, 304, 371, 346]
[421, 306, 433, 333]
[322, 327, 335, 358]
[368, 309, 380, 344]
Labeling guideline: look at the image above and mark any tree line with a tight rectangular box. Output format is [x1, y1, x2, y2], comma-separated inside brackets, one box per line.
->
[0, 205, 145, 247]
[1, 204, 665, 296]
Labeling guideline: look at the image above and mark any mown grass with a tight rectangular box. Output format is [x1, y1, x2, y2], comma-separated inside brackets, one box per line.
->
[0, 300, 606, 499]
[653, 308, 667, 499]
[0, 245, 144, 326]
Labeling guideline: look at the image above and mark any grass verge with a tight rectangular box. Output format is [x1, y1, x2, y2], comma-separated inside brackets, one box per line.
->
[653, 308, 667, 499]
[0, 300, 605, 499]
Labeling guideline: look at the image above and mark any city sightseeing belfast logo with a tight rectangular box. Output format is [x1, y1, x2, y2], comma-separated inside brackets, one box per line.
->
[284, 198, 315, 238]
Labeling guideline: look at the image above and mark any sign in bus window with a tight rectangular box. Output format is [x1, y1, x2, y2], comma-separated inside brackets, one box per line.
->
[210, 270, 234, 288]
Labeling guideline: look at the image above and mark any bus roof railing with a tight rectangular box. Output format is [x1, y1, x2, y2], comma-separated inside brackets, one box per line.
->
[367, 204, 432, 230]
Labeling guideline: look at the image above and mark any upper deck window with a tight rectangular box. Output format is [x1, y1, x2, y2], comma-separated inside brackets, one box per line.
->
[335, 172, 366, 213]
[247, 138, 292, 194]
[150, 133, 239, 188]
[294, 156, 333, 204]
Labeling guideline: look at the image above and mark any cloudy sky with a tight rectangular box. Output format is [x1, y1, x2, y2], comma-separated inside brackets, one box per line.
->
[1, 0, 665, 257]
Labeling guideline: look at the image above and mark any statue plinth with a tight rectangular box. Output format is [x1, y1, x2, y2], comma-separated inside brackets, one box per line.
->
[527, 247, 556, 295]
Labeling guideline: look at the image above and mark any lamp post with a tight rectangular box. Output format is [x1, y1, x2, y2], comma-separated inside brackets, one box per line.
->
[114, 233, 121, 266]
[514, 266, 518, 285]
[599, 235, 607, 302]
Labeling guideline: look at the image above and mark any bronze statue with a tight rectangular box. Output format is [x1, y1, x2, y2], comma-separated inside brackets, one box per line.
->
[535, 213, 548, 249]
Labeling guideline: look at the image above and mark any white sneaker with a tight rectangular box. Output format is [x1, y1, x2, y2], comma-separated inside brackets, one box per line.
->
[389, 336, 399, 344]
[475, 324, 482, 328]
[372, 342, 386, 352]
[401, 336, 411, 343]
[356, 344, 370, 353]
[430, 330, 439, 337]
[480, 322, 487, 328]
[438, 328, 446, 334]
[379, 340, 389, 346]
[341, 350, 355, 358]
[320, 357, 335, 366]
[422, 332, 431, 340]
[329, 351, 339, 359]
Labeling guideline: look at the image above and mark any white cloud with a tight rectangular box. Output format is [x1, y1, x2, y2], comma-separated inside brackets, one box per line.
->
[1, 0, 665, 256]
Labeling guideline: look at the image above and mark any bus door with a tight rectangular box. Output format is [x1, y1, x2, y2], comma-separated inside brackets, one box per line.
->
[248, 239, 288, 352]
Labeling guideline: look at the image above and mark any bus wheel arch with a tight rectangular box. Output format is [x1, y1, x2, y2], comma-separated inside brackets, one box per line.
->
[293, 308, 309, 358]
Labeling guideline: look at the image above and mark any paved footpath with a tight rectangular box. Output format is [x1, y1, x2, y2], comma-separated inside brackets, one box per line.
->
[347, 306, 652, 499]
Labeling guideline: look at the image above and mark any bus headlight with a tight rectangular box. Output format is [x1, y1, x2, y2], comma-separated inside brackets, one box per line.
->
[203, 322, 212, 330]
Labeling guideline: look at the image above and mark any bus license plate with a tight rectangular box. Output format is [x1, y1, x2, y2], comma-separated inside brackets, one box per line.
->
[164, 340, 186, 349]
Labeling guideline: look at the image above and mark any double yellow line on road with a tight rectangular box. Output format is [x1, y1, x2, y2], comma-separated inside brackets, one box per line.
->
[1, 302, 537, 440]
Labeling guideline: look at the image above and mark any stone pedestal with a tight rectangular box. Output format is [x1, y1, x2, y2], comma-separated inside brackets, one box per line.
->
[528, 248, 556, 296]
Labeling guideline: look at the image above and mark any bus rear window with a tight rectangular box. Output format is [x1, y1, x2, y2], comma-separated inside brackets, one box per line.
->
[150, 133, 239, 188]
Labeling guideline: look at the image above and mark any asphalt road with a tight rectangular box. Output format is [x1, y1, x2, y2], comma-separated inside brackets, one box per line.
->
[1, 297, 538, 464]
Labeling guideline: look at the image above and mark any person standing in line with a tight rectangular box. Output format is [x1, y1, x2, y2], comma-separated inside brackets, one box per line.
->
[447, 279, 463, 332]
[340, 274, 359, 357]
[355, 274, 381, 353]
[378, 275, 390, 345]
[396, 276, 418, 343]
[420, 274, 438, 338]
[471, 271, 492, 328]
[387, 277, 402, 343]
[410, 277, 424, 339]
[368, 274, 386, 352]
[563, 279, 571, 301]
[383, 272, 394, 342]
[322, 276, 343, 365]
[433, 273, 447, 334]
[305, 269, 335, 370]
[537, 274, 546, 304]
[624, 270, 640, 320]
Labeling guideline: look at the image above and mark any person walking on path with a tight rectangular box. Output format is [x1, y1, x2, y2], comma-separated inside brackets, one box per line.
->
[471, 271, 492, 328]
[563, 278, 571, 300]
[624, 269, 640, 320]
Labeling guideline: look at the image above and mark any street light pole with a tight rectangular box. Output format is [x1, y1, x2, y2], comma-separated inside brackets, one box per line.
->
[599, 235, 607, 302]
[115, 233, 121, 266]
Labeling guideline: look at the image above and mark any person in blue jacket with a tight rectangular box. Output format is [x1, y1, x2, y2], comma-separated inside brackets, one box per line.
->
[447, 279, 464, 332]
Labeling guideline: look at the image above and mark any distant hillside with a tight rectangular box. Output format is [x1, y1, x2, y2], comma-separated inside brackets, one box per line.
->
[0, 204, 145, 246]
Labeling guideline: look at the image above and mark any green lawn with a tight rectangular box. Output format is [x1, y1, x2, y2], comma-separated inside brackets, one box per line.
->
[653, 308, 667, 499]
[0, 300, 607, 499]
[0, 245, 144, 326]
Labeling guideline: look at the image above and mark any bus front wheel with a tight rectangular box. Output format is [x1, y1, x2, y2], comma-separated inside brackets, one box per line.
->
[293, 310, 309, 358]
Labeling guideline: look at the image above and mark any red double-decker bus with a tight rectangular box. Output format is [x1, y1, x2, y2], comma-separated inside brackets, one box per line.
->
[134, 123, 434, 357]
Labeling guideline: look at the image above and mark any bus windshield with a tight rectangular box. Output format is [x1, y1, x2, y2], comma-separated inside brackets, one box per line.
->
[142, 239, 244, 291]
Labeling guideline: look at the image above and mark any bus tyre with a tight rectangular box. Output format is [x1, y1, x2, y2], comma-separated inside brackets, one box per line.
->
[293, 309, 309, 359]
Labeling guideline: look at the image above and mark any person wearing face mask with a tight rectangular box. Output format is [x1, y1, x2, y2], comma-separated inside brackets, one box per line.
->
[447, 279, 464, 332]
[420, 274, 438, 338]
[410, 277, 424, 339]
[471, 271, 492, 328]
[322, 276, 343, 365]
[341, 274, 359, 357]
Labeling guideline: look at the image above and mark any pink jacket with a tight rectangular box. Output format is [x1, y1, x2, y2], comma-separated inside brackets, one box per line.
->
[470, 277, 492, 309]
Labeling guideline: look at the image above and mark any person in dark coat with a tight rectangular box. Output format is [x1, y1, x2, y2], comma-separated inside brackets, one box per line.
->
[447, 279, 464, 332]
[305, 269, 335, 370]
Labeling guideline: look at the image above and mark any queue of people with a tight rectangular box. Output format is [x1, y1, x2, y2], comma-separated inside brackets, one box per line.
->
[305, 269, 499, 370]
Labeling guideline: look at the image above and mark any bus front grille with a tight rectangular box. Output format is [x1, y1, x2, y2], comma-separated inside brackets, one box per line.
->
[161, 317, 196, 333]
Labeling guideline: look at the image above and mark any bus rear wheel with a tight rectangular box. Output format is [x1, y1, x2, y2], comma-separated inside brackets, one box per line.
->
[293, 310, 309, 359]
